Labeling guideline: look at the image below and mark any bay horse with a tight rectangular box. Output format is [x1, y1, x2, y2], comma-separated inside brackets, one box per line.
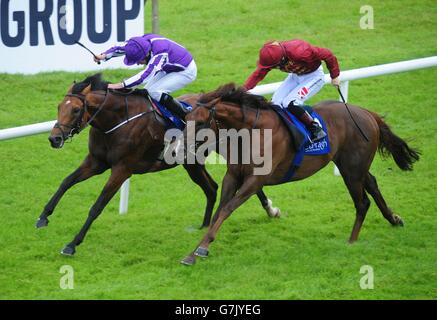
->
[181, 83, 420, 265]
[37, 74, 278, 256]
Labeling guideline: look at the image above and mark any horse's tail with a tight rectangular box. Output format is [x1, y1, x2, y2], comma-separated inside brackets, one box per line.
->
[370, 112, 420, 171]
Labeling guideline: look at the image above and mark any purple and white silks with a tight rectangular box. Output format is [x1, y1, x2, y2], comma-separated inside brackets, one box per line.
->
[103, 34, 194, 89]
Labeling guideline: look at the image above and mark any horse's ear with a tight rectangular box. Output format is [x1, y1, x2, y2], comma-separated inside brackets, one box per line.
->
[206, 97, 221, 107]
[81, 84, 92, 95]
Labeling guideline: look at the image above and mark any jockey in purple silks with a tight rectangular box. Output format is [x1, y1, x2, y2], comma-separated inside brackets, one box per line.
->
[94, 34, 197, 119]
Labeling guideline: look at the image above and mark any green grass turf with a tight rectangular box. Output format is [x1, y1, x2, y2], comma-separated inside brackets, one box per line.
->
[0, 0, 436, 299]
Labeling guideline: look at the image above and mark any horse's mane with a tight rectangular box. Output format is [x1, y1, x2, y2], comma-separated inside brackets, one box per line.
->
[199, 83, 272, 110]
[72, 73, 109, 94]
[72, 73, 149, 97]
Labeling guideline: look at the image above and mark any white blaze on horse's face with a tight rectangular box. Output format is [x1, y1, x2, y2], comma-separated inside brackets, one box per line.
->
[58, 96, 82, 125]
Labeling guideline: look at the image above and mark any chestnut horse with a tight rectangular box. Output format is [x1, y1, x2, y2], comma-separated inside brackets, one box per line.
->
[37, 74, 278, 256]
[181, 83, 420, 265]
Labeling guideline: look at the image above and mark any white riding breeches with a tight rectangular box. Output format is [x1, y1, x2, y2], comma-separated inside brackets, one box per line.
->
[145, 60, 198, 101]
[271, 65, 325, 107]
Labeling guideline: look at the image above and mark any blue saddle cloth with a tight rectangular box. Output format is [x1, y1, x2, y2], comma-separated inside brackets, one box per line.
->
[270, 105, 331, 183]
[152, 98, 193, 130]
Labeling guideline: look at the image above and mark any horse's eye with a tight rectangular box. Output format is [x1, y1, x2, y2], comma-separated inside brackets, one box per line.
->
[73, 108, 81, 114]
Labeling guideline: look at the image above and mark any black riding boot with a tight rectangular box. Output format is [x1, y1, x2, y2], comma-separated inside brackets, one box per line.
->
[160, 93, 188, 120]
[287, 102, 326, 142]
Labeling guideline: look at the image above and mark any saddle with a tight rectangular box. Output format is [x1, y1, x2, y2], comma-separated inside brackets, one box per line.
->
[269, 104, 331, 183]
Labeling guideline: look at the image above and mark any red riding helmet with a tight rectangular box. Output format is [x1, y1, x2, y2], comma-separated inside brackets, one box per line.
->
[258, 41, 286, 68]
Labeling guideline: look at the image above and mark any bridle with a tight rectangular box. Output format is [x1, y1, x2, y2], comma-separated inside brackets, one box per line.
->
[194, 100, 221, 131]
[54, 89, 109, 141]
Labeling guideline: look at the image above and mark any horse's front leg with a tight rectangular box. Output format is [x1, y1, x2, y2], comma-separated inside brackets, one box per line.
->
[181, 174, 264, 265]
[183, 164, 218, 228]
[60, 164, 131, 256]
[36, 154, 107, 228]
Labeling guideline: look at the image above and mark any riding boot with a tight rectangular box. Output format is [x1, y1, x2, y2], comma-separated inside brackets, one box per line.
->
[287, 103, 326, 142]
[159, 93, 189, 120]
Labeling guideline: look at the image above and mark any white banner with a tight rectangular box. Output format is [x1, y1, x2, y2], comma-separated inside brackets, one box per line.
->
[0, 0, 144, 74]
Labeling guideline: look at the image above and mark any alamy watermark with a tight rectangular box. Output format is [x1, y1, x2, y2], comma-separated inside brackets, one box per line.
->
[360, 5, 374, 29]
[359, 265, 374, 289]
[59, 265, 74, 290]
[162, 121, 273, 176]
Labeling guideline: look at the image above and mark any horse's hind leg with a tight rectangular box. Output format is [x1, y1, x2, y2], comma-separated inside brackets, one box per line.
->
[336, 161, 371, 243]
[36, 154, 107, 228]
[183, 164, 218, 228]
[344, 177, 371, 243]
[364, 172, 404, 226]
[257, 189, 281, 218]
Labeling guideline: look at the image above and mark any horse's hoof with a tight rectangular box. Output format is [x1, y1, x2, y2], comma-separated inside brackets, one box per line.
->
[269, 207, 281, 218]
[180, 255, 196, 266]
[35, 217, 49, 228]
[60, 245, 76, 256]
[194, 246, 209, 258]
[393, 215, 404, 227]
[199, 224, 209, 229]
[265, 199, 281, 218]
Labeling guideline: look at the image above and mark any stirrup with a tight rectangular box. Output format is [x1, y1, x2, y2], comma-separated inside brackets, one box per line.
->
[309, 125, 327, 142]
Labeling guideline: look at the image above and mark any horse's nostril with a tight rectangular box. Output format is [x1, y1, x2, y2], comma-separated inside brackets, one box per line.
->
[49, 135, 63, 146]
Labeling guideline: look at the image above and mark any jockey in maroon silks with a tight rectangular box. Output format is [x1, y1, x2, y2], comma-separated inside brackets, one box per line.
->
[244, 39, 341, 141]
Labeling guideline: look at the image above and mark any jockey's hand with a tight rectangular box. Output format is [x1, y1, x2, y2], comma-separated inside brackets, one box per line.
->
[108, 83, 124, 90]
[94, 54, 106, 63]
[331, 77, 340, 87]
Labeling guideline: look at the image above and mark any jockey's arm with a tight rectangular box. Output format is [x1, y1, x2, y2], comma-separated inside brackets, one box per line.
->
[107, 83, 124, 89]
[95, 44, 127, 62]
[122, 54, 167, 88]
[312, 46, 340, 85]
[244, 66, 271, 91]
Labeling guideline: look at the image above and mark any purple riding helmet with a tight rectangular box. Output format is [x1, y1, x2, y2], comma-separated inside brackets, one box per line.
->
[123, 37, 151, 66]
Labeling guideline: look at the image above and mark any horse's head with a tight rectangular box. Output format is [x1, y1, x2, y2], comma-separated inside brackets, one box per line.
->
[49, 74, 107, 148]
[185, 98, 221, 130]
[49, 83, 91, 148]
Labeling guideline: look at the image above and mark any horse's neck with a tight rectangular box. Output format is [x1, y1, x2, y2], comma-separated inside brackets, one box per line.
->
[218, 104, 259, 130]
[87, 92, 151, 131]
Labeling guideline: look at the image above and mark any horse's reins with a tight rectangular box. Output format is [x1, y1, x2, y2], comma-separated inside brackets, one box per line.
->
[337, 86, 369, 142]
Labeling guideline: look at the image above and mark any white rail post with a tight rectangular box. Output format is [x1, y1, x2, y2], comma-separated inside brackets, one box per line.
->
[151, 0, 159, 33]
[334, 81, 349, 176]
[119, 179, 130, 214]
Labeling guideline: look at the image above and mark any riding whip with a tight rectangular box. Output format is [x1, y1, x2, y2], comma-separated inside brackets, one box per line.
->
[337, 86, 369, 142]
[74, 41, 101, 65]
